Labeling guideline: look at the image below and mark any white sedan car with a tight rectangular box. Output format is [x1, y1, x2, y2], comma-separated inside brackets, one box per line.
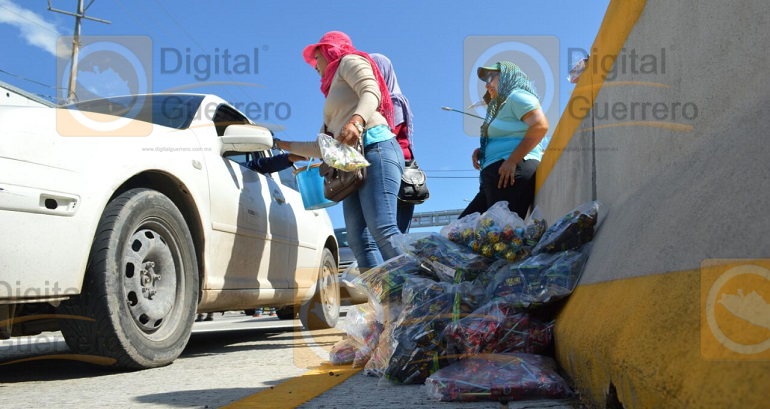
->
[0, 94, 341, 369]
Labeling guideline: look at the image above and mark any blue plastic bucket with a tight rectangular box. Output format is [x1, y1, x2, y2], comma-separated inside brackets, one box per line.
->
[295, 163, 337, 210]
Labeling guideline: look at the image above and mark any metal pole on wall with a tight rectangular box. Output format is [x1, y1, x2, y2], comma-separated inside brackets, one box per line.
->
[47, 0, 110, 104]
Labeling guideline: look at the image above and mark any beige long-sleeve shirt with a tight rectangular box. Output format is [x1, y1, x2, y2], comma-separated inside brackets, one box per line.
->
[283, 54, 387, 158]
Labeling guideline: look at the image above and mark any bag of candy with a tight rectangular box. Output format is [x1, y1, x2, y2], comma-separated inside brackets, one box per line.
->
[340, 303, 376, 344]
[441, 202, 548, 263]
[363, 321, 393, 377]
[317, 133, 370, 171]
[329, 336, 363, 365]
[351, 254, 436, 309]
[441, 212, 480, 247]
[532, 201, 601, 254]
[425, 353, 573, 402]
[393, 233, 494, 283]
[487, 245, 592, 308]
[352, 322, 383, 368]
[443, 300, 554, 356]
[383, 277, 487, 384]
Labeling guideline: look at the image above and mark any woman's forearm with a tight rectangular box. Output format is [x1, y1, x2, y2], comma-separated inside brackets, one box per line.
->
[276, 140, 322, 158]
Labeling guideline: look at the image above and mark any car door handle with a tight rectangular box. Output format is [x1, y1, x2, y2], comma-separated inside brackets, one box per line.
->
[273, 190, 285, 204]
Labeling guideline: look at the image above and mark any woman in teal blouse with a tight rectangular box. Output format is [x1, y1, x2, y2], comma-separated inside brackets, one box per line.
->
[460, 61, 550, 219]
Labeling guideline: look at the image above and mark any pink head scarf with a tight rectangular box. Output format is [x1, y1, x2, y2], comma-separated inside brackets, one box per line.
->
[302, 31, 395, 131]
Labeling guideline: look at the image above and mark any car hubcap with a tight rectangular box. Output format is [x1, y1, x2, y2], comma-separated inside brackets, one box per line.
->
[320, 261, 339, 317]
[123, 227, 178, 334]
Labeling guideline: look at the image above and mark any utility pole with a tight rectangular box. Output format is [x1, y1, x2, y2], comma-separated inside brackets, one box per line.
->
[47, 0, 110, 103]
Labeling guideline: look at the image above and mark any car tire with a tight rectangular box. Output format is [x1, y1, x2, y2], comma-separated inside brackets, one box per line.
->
[275, 307, 297, 320]
[299, 248, 339, 330]
[58, 188, 199, 369]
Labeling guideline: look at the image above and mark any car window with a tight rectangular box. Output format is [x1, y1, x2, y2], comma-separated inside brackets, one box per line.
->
[271, 148, 298, 191]
[66, 95, 205, 130]
[213, 104, 249, 136]
[223, 152, 252, 168]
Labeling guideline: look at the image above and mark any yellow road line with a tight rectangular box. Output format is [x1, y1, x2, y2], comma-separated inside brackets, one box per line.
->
[223, 363, 361, 409]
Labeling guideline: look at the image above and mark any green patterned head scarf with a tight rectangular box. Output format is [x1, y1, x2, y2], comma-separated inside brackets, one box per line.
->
[479, 61, 539, 162]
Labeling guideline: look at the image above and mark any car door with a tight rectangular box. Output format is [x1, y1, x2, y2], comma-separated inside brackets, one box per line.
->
[192, 105, 290, 290]
[268, 149, 321, 290]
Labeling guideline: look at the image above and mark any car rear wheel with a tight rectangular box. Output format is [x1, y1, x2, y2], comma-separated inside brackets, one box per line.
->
[58, 188, 199, 369]
[299, 248, 339, 330]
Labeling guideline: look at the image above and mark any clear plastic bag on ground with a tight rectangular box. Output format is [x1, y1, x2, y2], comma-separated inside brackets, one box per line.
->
[329, 336, 363, 365]
[341, 303, 377, 344]
[425, 353, 573, 402]
[382, 276, 487, 384]
[363, 321, 393, 377]
[317, 133, 370, 171]
[441, 212, 480, 247]
[442, 202, 548, 263]
[443, 300, 554, 356]
[393, 233, 495, 283]
[487, 246, 592, 308]
[532, 201, 601, 254]
[351, 254, 436, 308]
[352, 322, 383, 368]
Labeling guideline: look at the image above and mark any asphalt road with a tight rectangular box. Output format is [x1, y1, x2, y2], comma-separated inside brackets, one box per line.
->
[0, 311, 577, 409]
[0, 312, 328, 408]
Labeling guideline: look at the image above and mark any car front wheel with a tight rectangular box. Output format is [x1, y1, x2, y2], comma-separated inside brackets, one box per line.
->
[299, 248, 339, 330]
[58, 188, 199, 369]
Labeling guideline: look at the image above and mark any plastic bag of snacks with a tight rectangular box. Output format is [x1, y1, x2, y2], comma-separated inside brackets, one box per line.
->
[532, 201, 601, 254]
[440, 212, 480, 246]
[393, 233, 495, 283]
[363, 322, 393, 377]
[383, 277, 487, 384]
[351, 254, 436, 309]
[442, 202, 548, 263]
[353, 322, 383, 368]
[341, 303, 377, 344]
[444, 300, 554, 356]
[317, 133, 370, 171]
[486, 246, 591, 308]
[329, 336, 363, 365]
[425, 353, 573, 402]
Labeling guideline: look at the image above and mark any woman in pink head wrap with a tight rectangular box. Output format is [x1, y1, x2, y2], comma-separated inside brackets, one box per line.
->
[277, 31, 405, 273]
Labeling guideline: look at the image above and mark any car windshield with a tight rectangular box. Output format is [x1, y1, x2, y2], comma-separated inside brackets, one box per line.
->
[65, 95, 205, 130]
[334, 228, 349, 247]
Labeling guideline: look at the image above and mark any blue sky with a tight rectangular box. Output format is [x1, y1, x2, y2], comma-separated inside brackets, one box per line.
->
[0, 0, 609, 229]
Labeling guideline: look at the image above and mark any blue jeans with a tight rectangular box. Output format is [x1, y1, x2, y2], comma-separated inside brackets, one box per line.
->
[397, 202, 415, 233]
[343, 138, 405, 269]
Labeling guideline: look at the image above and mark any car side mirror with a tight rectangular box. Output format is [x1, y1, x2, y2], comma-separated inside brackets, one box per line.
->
[220, 125, 273, 155]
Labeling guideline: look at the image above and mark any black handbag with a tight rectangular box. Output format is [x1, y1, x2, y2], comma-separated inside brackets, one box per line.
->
[398, 158, 429, 204]
[319, 139, 367, 202]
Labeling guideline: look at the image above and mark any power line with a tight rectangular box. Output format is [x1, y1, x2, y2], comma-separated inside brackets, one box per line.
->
[121, 0, 241, 104]
[147, 0, 256, 104]
[422, 169, 478, 172]
[48, 0, 111, 103]
[0, 68, 58, 90]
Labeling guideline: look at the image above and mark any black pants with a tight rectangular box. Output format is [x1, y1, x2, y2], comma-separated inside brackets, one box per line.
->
[460, 159, 539, 220]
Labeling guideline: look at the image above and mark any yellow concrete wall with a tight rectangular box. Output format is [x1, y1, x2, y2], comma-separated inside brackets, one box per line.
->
[535, 0, 770, 407]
